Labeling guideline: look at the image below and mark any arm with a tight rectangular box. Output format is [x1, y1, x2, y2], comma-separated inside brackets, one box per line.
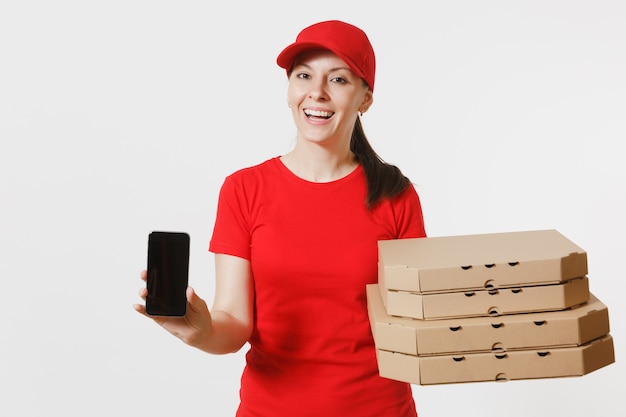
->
[203, 253, 254, 354]
[134, 253, 254, 355]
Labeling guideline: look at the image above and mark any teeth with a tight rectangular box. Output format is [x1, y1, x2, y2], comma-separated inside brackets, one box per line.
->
[304, 109, 333, 118]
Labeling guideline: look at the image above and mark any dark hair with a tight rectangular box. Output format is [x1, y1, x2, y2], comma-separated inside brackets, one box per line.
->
[350, 117, 411, 209]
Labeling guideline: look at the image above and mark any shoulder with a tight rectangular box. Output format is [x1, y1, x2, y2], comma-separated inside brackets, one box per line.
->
[394, 183, 425, 216]
[221, 157, 282, 187]
[397, 183, 427, 237]
[216, 157, 288, 206]
[226, 157, 280, 180]
[375, 182, 426, 238]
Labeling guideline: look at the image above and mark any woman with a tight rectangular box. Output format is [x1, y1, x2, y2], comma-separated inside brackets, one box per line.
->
[135, 20, 426, 416]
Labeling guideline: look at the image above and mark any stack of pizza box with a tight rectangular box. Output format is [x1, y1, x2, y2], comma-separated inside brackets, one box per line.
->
[368, 229, 615, 385]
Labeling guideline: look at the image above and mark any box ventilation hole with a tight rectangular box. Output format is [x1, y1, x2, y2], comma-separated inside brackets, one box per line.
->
[495, 373, 509, 382]
[492, 343, 505, 352]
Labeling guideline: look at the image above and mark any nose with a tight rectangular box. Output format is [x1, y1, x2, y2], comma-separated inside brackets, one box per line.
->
[308, 78, 328, 101]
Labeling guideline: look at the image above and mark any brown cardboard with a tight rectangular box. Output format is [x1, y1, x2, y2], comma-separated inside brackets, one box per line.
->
[367, 284, 610, 355]
[378, 229, 588, 294]
[381, 276, 589, 320]
[376, 335, 615, 385]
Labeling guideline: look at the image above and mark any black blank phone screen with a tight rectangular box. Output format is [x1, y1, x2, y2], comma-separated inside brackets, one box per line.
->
[146, 231, 190, 316]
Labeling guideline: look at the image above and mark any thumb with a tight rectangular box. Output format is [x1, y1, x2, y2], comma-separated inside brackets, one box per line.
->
[186, 286, 210, 316]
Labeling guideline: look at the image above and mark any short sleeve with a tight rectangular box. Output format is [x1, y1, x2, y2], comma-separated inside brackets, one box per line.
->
[209, 174, 252, 260]
[393, 184, 427, 239]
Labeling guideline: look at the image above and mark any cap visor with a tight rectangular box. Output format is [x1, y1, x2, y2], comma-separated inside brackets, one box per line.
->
[276, 42, 334, 69]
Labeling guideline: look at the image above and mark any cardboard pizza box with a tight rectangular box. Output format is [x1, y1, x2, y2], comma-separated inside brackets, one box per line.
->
[376, 335, 615, 385]
[380, 276, 589, 320]
[378, 229, 587, 294]
[367, 284, 609, 356]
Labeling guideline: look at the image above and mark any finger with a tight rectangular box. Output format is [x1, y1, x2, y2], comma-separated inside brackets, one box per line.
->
[134, 303, 170, 327]
[133, 303, 147, 316]
[138, 287, 148, 300]
[186, 286, 202, 310]
[140, 270, 147, 281]
[186, 286, 196, 303]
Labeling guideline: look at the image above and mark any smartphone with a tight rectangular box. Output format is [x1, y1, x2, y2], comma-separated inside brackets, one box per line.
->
[146, 231, 190, 316]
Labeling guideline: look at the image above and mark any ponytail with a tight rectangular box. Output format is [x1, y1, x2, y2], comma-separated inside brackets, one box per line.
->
[350, 117, 411, 209]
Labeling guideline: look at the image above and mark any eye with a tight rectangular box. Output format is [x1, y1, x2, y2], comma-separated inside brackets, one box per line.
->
[295, 72, 311, 80]
[330, 76, 347, 84]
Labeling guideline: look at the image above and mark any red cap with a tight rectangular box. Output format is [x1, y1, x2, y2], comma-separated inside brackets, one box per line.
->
[276, 20, 376, 91]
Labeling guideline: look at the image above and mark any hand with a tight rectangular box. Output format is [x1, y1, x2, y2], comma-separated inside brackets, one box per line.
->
[134, 270, 213, 348]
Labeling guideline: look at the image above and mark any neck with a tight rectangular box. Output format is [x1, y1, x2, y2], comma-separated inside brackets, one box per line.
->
[281, 145, 357, 183]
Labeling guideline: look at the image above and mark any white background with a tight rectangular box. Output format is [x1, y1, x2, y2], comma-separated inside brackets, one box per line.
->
[1, 1, 624, 416]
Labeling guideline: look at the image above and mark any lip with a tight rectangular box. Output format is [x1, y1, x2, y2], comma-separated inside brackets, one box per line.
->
[303, 107, 335, 124]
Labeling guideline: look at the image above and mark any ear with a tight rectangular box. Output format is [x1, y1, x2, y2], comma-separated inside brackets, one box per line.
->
[359, 89, 374, 114]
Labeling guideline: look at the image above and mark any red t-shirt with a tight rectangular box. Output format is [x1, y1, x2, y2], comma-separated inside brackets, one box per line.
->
[209, 157, 426, 417]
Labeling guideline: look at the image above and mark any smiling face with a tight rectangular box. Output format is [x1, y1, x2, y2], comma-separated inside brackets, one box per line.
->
[287, 49, 373, 149]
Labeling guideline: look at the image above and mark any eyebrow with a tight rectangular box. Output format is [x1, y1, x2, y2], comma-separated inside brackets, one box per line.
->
[293, 62, 353, 73]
